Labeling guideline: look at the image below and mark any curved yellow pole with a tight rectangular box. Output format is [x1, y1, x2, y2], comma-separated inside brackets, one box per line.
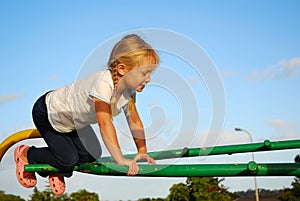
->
[0, 129, 41, 162]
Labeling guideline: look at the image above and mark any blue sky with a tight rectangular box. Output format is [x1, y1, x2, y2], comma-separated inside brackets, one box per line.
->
[1, 1, 300, 200]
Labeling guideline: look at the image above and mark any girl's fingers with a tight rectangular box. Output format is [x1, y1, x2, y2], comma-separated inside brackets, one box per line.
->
[136, 154, 156, 164]
[149, 157, 156, 164]
[127, 162, 139, 176]
[143, 155, 156, 164]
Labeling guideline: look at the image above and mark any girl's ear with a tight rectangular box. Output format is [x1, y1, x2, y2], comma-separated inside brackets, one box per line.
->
[116, 63, 127, 76]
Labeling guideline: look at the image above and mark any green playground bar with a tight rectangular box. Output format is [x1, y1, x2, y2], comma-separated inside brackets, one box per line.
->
[24, 138, 300, 177]
[97, 139, 300, 162]
[25, 161, 300, 177]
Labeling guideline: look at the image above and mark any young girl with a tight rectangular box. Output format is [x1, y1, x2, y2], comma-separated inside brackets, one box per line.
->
[14, 34, 159, 196]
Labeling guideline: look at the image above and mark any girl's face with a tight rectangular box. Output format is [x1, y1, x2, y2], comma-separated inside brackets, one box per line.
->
[121, 61, 156, 93]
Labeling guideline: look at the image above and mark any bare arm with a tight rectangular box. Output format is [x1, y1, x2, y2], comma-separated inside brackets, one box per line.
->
[126, 98, 147, 154]
[126, 98, 156, 164]
[94, 97, 139, 175]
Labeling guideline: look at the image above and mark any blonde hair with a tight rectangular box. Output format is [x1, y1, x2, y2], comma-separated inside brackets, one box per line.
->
[108, 34, 159, 116]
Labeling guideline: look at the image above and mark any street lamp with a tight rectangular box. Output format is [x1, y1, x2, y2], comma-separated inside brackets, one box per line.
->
[235, 128, 260, 201]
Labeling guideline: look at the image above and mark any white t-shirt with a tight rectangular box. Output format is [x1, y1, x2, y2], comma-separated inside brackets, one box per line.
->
[45, 69, 135, 133]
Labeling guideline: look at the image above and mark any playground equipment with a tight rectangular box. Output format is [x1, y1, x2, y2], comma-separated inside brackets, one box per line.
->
[1, 129, 300, 177]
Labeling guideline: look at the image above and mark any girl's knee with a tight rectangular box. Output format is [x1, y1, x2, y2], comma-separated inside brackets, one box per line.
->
[56, 153, 79, 170]
[78, 149, 101, 164]
[88, 147, 102, 161]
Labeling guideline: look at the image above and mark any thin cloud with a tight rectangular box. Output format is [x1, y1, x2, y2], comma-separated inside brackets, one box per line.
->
[247, 57, 300, 81]
[222, 71, 236, 79]
[268, 118, 292, 130]
[0, 93, 25, 105]
[192, 129, 251, 147]
[279, 58, 300, 76]
[267, 118, 299, 140]
[186, 76, 201, 84]
[47, 74, 59, 82]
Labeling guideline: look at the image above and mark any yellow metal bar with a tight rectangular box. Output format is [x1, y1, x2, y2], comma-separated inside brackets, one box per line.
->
[0, 129, 41, 162]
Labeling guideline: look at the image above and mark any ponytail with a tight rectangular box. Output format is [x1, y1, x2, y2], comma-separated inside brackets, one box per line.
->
[108, 34, 159, 117]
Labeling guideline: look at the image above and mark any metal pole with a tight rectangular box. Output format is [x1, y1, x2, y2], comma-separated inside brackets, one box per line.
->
[25, 162, 300, 177]
[235, 128, 260, 201]
[98, 138, 300, 163]
[2, 129, 300, 164]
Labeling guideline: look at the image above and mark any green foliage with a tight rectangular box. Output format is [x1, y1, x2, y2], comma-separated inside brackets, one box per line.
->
[277, 155, 300, 201]
[69, 189, 99, 201]
[278, 178, 300, 201]
[234, 188, 282, 198]
[0, 190, 26, 201]
[187, 177, 233, 201]
[166, 183, 190, 201]
[28, 186, 70, 201]
[278, 188, 299, 201]
[166, 177, 234, 201]
[293, 178, 300, 198]
[27, 186, 99, 201]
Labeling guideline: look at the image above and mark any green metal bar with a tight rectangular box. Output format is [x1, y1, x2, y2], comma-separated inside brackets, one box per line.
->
[98, 139, 300, 163]
[98, 148, 189, 163]
[25, 162, 300, 177]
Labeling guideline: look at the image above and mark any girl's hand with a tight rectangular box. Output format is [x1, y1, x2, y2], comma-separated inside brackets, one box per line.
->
[134, 153, 156, 164]
[118, 158, 139, 176]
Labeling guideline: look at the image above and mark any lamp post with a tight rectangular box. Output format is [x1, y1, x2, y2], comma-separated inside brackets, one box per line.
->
[235, 128, 260, 201]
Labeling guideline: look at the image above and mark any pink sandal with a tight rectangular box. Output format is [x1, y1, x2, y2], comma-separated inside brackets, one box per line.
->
[49, 173, 66, 196]
[14, 145, 37, 188]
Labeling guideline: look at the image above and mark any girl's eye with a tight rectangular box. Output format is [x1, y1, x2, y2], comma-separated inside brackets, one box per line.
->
[141, 69, 148, 75]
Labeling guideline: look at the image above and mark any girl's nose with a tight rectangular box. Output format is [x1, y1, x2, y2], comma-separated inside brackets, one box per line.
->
[145, 75, 151, 83]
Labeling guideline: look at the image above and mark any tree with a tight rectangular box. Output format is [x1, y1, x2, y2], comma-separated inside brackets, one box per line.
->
[28, 186, 99, 201]
[166, 183, 190, 201]
[278, 155, 300, 201]
[0, 190, 25, 201]
[69, 189, 99, 201]
[278, 177, 300, 201]
[187, 177, 233, 201]
[28, 186, 69, 201]
[166, 177, 235, 201]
